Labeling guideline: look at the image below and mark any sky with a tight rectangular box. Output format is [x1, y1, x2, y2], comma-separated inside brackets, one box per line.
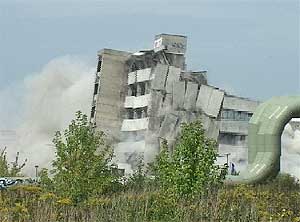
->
[1, 0, 299, 99]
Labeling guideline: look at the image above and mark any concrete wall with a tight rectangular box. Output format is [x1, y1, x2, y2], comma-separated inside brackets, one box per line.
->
[223, 95, 260, 112]
[94, 49, 131, 140]
[220, 120, 249, 135]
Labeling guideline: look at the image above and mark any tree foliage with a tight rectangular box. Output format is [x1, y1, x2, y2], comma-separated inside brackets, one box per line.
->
[51, 111, 116, 203]
[0, 147, 26, 177]
[153, 120, 227, 198]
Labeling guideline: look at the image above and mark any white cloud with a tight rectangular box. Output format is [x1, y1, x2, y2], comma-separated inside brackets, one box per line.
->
[1, 55, 94, 175]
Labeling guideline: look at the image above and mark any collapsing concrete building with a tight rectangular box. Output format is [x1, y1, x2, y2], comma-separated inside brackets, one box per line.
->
[90, 34, 260, 173]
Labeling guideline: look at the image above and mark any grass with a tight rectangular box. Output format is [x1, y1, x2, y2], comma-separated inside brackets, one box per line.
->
[0, 174, 300, 222]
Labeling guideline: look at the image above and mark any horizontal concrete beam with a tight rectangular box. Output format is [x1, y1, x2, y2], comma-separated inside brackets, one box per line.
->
[223, 95, 260, 112]
[124, 94, 151, 108]
[219, 120, 249, 135]
[121, 118, 149, 131]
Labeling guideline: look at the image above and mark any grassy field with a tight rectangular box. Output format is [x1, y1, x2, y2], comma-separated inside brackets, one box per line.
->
[1, 174, 300, 222]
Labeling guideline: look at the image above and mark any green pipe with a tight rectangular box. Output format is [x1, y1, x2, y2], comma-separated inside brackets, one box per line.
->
[226, 96, 300, 184]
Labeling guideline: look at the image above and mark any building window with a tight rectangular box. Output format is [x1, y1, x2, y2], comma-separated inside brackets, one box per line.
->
[91, 106, 96, 118]
[128, 84, 137, 96]
[227, 110, 234, 120]
[221, 110, 228, 119]
[240, 135, 246, 142]
[221, 109, 252, 122]
[127, 109, 134, 119]
[93, 83, 99, 95]
[139, 82, 146, 96]
[240, 112, 247, 121]
[134, 109, 142, 119]
[247, 113, 253, 120]
[235, 111, 242, 121]
[219, 133, 247, 146]
[97, 58, 102, 72]
[130, 63, 138, 72]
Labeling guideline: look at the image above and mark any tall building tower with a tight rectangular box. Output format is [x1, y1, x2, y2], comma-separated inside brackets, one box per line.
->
[91, 34, 260, 173]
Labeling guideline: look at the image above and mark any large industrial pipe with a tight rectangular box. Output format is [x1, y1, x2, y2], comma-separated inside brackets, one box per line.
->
[226, 96, 300, 184]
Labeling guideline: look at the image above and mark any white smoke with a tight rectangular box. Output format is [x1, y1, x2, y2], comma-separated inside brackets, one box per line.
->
[4, 55, 94, 176]
[281, 123, 300, 178]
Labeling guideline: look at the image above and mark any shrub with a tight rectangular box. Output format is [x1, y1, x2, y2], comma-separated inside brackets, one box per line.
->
[153, 120, 227, 198]
[51, 111, 117, 203]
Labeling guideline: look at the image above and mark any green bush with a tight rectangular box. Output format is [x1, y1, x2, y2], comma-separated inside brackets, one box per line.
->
[51, 111, 117, 203]
[153, 120, 227, 198]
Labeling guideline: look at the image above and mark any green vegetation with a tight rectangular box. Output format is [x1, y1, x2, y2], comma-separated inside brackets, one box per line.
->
[152, 121, 227, 198]
[50, 111, 116, 203]
[1, 175, 300, 222]
[0, 148, 26, 177]
[1, 112, 300, 221]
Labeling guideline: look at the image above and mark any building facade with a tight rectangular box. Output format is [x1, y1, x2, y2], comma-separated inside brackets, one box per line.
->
[90, 34, 260, 173]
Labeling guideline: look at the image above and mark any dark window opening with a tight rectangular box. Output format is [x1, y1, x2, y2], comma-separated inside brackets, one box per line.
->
[134, 109, 142, 119]
[218, 133, 247, 145]
[137, 82, 146, 96]
[221, 109, 252, 122]
[248, 113, 253, 120]
[141, 82, 146, 95]
[130, 63, 138, 72]
[93, 83, 99, 95]
[240, 112, 247, 121]
[240, 135, 246, 142]
[128, 84, 137, 96]
[127, 109, 134, 119]
[136, 60, 145, 70]
[91, 106, 96, 118]
[97, 59, 102, 72]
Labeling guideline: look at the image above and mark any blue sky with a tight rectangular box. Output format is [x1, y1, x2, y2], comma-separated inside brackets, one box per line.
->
[0, 0, 299, 101]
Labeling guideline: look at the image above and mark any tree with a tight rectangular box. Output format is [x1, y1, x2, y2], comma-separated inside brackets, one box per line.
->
[0, 147, 27, 177]
[0, 148, 9, 176]
[153, 120, 227, 198]
[51, 111, 116, 203]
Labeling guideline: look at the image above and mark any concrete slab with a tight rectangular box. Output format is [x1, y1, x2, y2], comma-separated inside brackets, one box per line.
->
[184, 82, 198, 111]
[160, 94, 173, 116]
[172, 81, 185, 110]
[121, 118, 149, 131]
[200, 114, 220, 140]
[196, 85, 224, 118]
[223, 95, 260, 112]
[124, 94, 151, 108]
[137, 68, 151, 82]
[148, 117, 162, 131]
[148, 91, 163, 117]
[207, 89, 224, 117]
[128, 71, 136, 85]
[196, 84, 212, 113]
[165, 66, 181, 93]
[158, 114, 178, 140]
[151, 64, 169, 90]
[219, 120, 249, 135]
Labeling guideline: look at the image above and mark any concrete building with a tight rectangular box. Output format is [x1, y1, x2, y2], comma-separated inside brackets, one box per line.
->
[90, 34, 260, 173]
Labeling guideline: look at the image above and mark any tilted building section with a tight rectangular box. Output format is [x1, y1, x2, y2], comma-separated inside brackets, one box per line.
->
[90, 34, 260, 173]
